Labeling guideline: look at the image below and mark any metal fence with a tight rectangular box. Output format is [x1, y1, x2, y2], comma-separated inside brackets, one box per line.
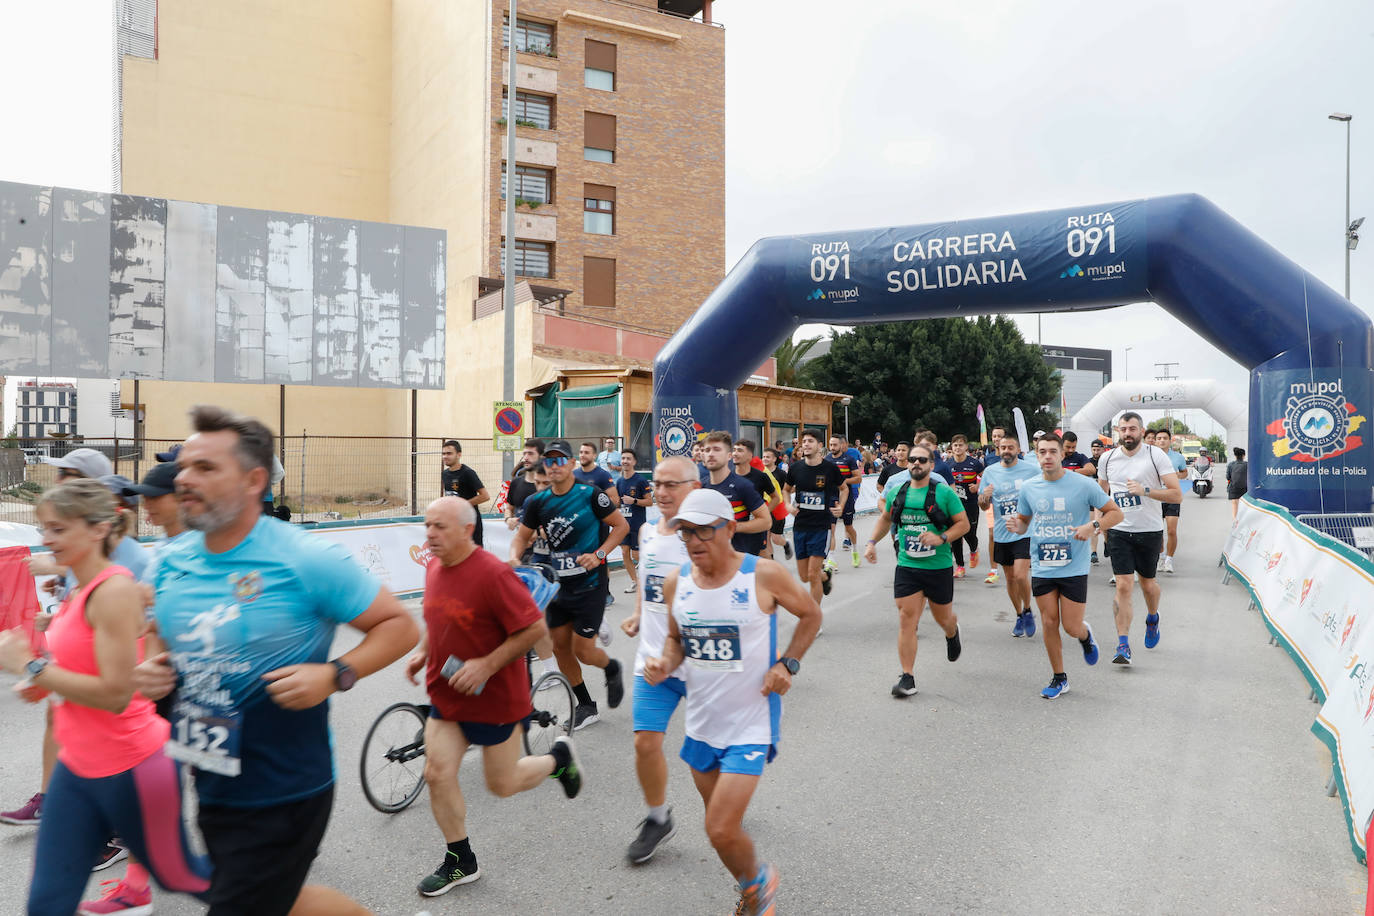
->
[1294, 513, 1374, 560]
[0, 435, 513, 535]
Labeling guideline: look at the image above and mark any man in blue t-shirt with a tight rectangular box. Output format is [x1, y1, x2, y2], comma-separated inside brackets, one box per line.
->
[977, 433, 1042, 638]
[1152, 428, 1189, 575]
[135, 406, 416, 914]
[828, 436, 864, 568]
[615, 448, 651, 594]
[701, 431, 770, 556]
[1010, 432, 1123, 700]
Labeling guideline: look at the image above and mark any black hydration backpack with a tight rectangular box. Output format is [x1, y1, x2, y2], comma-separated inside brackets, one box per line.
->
[892, 479, 953, 532]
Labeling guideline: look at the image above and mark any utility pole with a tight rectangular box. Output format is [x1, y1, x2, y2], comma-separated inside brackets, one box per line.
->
[1155, 362, 1179, 432]
[501, 0, 519, 481]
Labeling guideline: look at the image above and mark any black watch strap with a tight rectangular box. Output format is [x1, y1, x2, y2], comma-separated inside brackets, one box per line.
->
[779, 656, 800, 676]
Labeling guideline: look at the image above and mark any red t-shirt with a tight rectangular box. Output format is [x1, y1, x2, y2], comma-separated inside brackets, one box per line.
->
[424, 550, 543, 724]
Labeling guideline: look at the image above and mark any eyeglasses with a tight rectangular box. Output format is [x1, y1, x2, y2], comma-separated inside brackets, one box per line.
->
[542, 456, 570, 467]
[911, 456, 932, 465]
[652, 479, 694, 489]
[677, 520, 728, 542]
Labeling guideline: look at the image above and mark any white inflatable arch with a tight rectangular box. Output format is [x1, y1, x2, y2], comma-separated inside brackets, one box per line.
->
[1067, 379, 1248, 450]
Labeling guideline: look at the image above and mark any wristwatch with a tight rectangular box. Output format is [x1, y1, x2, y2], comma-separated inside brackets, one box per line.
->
[939, 533, 949, 543]
[331, 659, 358, 692]
[1144, 486, 1152, 496]
[1092, 520, 1102, 531]
[595, 549, 607, 561]
[25, 656, 50, 680]
[778, 657, 800, 676]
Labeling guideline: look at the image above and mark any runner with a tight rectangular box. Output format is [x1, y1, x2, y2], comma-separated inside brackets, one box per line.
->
[827, 436, 864, 568]
[876, 441, 911, 497]
[511, 440, 629, 729]
[691, 441, 710, 482]
[1088, 436, 1108, 564]
[643, 489, 821, 916]
[133, 405, 418, 916]
[977, 433, 1041, 637]
[1096, 412, 1182, 665]
[981, 426, 1006, 584]
[1153, 428, 1188, 574]
[1007, 433, 1123, 699]
[407, 498, 581, 897]
[785, 430, 846, 613]
[619, 456, 699, 864]
[730, 439, 781, 557]
[946, 435, 984, 578]
[616, 449, 652, 594]
[575, 441, 618, 503]
[503, 439, 544, 532]
[760, 448, 793, 560]
[700, 431, 771, 557]
[863, 442, 969, 698]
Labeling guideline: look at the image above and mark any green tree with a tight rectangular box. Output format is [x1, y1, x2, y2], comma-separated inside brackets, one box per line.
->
[1202, 433, 1227, 455]
[1147, 417, 1193, 435]
[803, 317, 1059, 444]
[773, 335, 824, 388]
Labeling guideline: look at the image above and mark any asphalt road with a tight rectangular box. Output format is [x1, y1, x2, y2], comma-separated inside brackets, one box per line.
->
[0, 494, 1364, 914]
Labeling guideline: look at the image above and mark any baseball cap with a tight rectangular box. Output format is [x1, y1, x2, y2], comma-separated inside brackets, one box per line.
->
[99, 474, 140, 505]
[671, 489, 735, 527]
[155, 443, 183, 462]
[124, 461, 179, 498]
[42, 448, 113, 479]
[545, 439, 574, 458]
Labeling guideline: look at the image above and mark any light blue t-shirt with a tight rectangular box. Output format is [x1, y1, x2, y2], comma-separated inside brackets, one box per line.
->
[61, 535, 150, 596]
[981, 460, 1041, 543]
[1168, 449, 1187, 474]
[1017, 472, 1110, 578]
[151, 516, 380, 807]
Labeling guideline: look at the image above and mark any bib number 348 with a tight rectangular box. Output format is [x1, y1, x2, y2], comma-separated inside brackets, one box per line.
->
[682, 624, 743, 672]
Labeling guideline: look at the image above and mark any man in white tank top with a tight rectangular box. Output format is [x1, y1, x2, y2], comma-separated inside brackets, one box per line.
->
[644, 489, 822, 916]
[619, 456, 699, 865]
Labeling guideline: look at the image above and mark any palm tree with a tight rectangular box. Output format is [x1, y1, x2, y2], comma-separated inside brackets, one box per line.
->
[774, 335, 823, 388]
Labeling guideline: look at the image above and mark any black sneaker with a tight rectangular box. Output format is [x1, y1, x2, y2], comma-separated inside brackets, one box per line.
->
[417, 853, 481, 896]
[946, 626, 962, 662]
[821, 568, 833, 596]
[627, 809, 676, 864]
[573, 702, 600, 730]
[605, 658, 625, 709]
[783, 541, 794, 560]
[92, 841, 128, 872]
[550, 736, 582, 799]
[891, 673, 917, 697]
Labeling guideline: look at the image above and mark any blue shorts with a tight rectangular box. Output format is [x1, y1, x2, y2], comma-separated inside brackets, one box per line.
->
[680, 736, 777, 776]
[632, 674, 686, 732]
[793, 527, 830, 560]
[428, 705, 530, 746]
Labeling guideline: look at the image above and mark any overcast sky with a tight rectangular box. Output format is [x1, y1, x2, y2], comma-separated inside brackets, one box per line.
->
[2, 1, 1371, 438]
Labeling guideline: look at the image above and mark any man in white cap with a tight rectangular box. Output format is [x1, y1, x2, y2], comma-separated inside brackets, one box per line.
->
[41, 447, 113, 481]
[644, 488, 821, 916]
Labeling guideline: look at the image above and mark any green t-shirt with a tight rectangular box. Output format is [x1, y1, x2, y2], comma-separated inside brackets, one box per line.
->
[884, 479, 966, 570]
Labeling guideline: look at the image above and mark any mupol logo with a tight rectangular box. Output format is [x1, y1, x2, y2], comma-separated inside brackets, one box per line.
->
[806, 288, 826, 301]
[1060, 265, 1084, 279]
[804, 287, 859, 303]
[1266, 376, 1367, 463]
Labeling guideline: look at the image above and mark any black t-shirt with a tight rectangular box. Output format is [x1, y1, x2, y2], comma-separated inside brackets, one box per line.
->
[705, 471, 766, 554]
[441, 464, 485, 544]
[877, 461, 908, 488]
[948, 457, 984, 501]
[789, 459, 844, 530]
[506, 473, 537, 513]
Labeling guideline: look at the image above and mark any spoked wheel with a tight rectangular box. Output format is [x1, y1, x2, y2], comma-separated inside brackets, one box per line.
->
[524, 672, 575, 757]
[360, 702, 428, 813]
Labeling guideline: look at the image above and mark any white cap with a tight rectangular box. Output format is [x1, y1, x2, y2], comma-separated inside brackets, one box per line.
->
[42, 448, 114, 479]
[671, 489, 735, 527]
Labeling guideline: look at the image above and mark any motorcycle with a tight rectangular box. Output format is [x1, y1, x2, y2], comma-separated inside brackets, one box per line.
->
[1189, 460, 1214, 498]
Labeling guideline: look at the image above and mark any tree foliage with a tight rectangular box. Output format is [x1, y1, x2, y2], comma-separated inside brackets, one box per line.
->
[803, 317, 1059, 444]
[1146, 417, 1193, 435]
[1202, 433, 1227, 455]
[773, 335, 824, 389]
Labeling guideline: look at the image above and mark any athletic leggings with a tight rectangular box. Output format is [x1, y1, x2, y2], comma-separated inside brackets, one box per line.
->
[27, 750, 211, 915]
[951, 499, 980, 565]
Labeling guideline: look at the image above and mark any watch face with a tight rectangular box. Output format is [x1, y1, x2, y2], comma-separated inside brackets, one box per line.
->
[334, 663, 358, 691]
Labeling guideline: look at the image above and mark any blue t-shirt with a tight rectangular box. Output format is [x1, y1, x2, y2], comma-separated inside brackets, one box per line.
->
[980, 459, 1042, 543]
[615, 473, 650, 533]
[1016, 473, 1110, 578]
[844, 447, 864, 496]
[151, 517, 380, 807]
[61, 536, 150, 597]
[573, 464, 615, 493]
[1168, 449, 1188, 474]
[704, 471, 765, 553]
[521, 482, 618, 594]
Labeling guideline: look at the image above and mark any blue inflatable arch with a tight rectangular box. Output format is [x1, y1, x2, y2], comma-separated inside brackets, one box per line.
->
[652, 195, 1372, 515]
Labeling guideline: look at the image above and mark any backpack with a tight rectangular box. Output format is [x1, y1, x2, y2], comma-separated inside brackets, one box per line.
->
[891, 479, 953, 532]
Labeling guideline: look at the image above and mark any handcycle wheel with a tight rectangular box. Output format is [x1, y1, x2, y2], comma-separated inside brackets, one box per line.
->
[360, 702, 429, 813]
[524, 671, 575, 757]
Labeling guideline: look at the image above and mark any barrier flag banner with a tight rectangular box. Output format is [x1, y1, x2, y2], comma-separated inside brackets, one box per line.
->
[1223, 496, 1374, 863]
[977, 404, 987, 446]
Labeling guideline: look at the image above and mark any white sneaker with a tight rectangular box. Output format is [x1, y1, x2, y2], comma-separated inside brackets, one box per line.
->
[598, 620, 613, 647]
[1164, 556, 1175, 574]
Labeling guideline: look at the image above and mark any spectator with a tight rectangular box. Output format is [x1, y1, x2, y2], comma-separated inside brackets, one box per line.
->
[1226, 447, 1249, 518]
[441, 440, 489, 547]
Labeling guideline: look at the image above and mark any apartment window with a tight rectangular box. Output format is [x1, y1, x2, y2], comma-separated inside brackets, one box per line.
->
[501, 164, 553, 205]
[583, 184, 615, 235]
[585, 39, 616, 91]
[501, 240, 553, 279]
[502, 90, 553, 130]
[584, 112, 616, 163]
[584, 257, 616, 308]
[501, 17, 554, 56]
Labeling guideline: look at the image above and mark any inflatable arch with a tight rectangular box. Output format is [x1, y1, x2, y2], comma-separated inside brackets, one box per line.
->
[1068, 379, 1248, 451]
[652, 195, 1372, 515]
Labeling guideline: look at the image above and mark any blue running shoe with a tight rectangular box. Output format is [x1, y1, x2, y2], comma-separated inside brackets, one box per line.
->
[1080, 622, 1099, 665]
[1040, 675, 1070, 699]
[739, 862, 779, 916]
[1012, 613, 1026, 638]
[1112, 642, 1132, 665]
[1144, 614, 1160, 649]
[1022, 610, 1036, 639]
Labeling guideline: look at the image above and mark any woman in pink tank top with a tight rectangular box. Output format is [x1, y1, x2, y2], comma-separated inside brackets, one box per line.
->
[0, 479, 210, 915]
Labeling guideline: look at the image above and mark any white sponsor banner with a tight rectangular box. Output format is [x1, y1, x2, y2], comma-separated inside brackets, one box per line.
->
[1223, 497, 1374, 862]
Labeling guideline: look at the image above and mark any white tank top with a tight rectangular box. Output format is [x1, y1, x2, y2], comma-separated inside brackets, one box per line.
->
[634, 521, 689, 680]
[671, 554, 780, 749]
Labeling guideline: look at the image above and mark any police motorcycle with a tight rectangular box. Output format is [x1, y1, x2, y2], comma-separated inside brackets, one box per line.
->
[1189, 450, 1215, 498]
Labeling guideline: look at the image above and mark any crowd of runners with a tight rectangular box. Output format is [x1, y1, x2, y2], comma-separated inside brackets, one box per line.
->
[0, 405, 1215, 915]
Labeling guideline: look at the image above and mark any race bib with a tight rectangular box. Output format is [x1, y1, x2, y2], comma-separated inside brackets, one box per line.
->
[1115, 491, 1143, 511]
[681, 624, 743, 672]
[996, 495, 1019, 517]
[166, 697, 242, 777]
[552, 551, 586, 577]
[903, 533, 936, 559]
[955, 485, 968, 499]
[798, 492, 824, 511]
[1037, 540, 1072, 568]
[643, 574, 667, 613]
[620, 504, 634, 517]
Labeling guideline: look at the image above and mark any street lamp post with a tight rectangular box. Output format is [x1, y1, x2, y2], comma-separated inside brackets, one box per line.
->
[1124, 346, 1133, 381]
[1329, 112, 1363, 300]
[841, 396, 851, 442]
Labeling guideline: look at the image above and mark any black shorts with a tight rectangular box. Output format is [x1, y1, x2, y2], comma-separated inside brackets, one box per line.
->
[622, 519, 642, 551]
[1106, 529, 1163, 578]
[841, 504, 856, 526]
[1032, 575, 1088, 604]
[427, 706, 532, 746]
[1161, 503, 1180, 519]
[199, 786, 334, 916]
[771, 515, 787, 535]
[546, 584, 606, 638]
[992, 539, 1031, 567]
[894, 565, 954, 605]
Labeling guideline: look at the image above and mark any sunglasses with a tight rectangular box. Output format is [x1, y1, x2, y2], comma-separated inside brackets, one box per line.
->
[542, 456, 570, 467]
[677, 520, 728, 542]
[911, 456, 932, 465]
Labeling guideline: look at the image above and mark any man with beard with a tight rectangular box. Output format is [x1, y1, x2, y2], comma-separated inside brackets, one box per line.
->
[978, 434, 1041, 638]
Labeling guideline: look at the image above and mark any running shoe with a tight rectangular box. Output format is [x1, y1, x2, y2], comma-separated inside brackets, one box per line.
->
[821, 568, 832, 596]
[1041, 674, 1070, 700]
[573, 702, 600, 730]
[984, 570, 999, 585]
[822, 558, 838, 574]
[598, 620, 613, 647]
[1108, 575, 1116, 586]
[536, 662, 561, 691]
[0, 792, 42, 826]
[851, 550, 860, 568]
[953, 566, 965, 579]
[1157, 554, 1166, 573]
[418, 853, 481, 896]
[92, 842, 128, 872]
[1080, 622, 1100, 666]
[1090, 551, 1099, 565]
[624, 581, 638, 594]
[891, 673, 917, 697]
[783, 541, 794, 560]
[627, 809, 675, 864]
[1164, 556, 1175, 575]
[1112, 642, 1132, 666]
[1144, 613, 1160, 649]
[739, 862, 779, 916]
[551, 736, 582, 799]
[605, 659, 625, 709]
[79, 878, 152, 915]
[605, 593, 615, 607]
[946, 626, 962, 662]
[841, 537, 853, 551]
[969, 550, 980, 570]
[1012, 613, 1026, 638]
[1022, 610, 1036, 639]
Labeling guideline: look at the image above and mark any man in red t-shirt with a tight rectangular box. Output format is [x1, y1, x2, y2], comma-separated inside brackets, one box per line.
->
[405, 497, 583, 898]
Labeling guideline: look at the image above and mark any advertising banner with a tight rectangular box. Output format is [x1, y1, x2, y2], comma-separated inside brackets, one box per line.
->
[1254, 368, 1371, 492]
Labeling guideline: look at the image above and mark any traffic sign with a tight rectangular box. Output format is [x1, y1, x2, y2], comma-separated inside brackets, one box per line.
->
[493, 401, 525, 451]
